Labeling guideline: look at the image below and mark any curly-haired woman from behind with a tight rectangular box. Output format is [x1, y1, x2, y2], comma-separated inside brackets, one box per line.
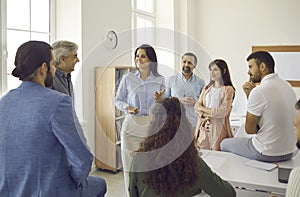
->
[129, 97, 236, 197]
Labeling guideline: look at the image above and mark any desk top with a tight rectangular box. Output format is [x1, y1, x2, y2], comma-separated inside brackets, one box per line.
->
[230, 116, 245, 127]
[200, 150, 300, 195]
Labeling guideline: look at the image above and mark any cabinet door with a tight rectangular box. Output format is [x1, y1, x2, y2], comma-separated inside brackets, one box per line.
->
[95, 66, 134, 171]
[95, 67, 117, 170]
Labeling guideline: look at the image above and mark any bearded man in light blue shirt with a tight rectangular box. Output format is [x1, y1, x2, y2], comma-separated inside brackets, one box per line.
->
[165, 52, 205, 128]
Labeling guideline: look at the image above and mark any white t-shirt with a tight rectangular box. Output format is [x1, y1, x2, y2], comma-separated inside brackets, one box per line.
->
[205, 87, 221, 108]
[247, 73, 297, 156]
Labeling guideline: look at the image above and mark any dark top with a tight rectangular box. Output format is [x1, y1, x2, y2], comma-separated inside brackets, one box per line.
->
[52, 68, 74, 102]
[129, 156, 236, 197]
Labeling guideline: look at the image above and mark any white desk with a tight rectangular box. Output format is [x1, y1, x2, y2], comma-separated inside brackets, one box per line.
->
[200, 150, 300, 197]
[230, 116, 245, 135]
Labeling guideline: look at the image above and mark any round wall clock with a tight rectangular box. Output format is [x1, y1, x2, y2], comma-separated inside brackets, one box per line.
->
[104, 30, 118, 49]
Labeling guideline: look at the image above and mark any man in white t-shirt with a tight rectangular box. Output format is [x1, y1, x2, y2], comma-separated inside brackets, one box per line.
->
[221, 51, 297, 162]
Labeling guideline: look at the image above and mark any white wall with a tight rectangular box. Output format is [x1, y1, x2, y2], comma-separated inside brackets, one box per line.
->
[155, 0, 175, 77]
[55, 0, 83, 121]
[56, 0, 131, 154]
[192, 0, 300, 116]
[81, 0, 131, 154]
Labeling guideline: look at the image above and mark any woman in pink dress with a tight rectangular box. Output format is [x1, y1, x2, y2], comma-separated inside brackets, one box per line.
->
[194, 59, 235, 150]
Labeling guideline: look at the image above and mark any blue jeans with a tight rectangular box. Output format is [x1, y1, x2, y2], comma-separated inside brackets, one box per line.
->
[220, 137, 293, 162]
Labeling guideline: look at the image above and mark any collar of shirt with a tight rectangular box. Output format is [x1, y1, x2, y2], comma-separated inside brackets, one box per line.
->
[56, 68, 71, 79]
[179, 72, 195, 81]
[20, 81, 42, 88]
[135, 70, 155, 81]
[261, 73, 278, 84]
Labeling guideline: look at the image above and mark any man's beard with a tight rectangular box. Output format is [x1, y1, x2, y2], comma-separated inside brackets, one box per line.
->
[251, 77, 261, 83]
[45, 72, 54, 88]
[250, 72, 262, 83]
[182, 66, 192, 75]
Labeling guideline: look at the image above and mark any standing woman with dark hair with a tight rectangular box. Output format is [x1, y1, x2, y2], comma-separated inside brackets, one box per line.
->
[194, 59, 235, 150]
[114, 44, 165, 196]
[129, 97, 236, 197]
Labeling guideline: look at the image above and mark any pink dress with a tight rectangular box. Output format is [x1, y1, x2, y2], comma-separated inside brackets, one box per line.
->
[194, 85, 235, 150]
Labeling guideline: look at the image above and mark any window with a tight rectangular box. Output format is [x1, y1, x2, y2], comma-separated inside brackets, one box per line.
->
[131, 0, 176, 78]
[136, 0, 154, 13]
[0, 0, 55, 96]
[132, 0, 155, 46]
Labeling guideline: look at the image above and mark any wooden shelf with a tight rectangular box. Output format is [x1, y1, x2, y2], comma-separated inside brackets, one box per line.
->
[95, 66, 134, 172]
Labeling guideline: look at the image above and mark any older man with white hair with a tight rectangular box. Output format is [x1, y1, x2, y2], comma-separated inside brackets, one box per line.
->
[52, 40, 80, 101]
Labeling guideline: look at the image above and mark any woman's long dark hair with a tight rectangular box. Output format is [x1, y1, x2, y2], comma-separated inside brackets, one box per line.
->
[206, 59, 234, 89]
[137, 97, 200, 196]
[205, 59, 235, 99]
[134, 44, 161, 76]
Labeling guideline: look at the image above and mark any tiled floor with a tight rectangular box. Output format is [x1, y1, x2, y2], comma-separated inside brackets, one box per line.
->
[91, 169, 125, 197]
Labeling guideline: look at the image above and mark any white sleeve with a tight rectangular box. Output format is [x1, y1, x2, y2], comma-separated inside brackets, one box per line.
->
[165, 77, 171, 97]
[114, 75, 129, 111]
[247, 88, 267, 116]
[286, 167, 300, 197]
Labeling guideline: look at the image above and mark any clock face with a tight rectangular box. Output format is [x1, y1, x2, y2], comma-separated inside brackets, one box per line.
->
[105, 30, 118, 49]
